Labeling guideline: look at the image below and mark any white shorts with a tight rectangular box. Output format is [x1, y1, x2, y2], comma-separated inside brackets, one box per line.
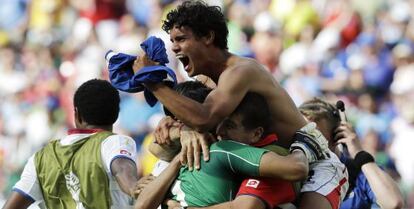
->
[301, 151, 349, 209]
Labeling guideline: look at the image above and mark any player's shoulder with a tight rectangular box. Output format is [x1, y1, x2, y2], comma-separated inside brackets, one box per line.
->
[230, 56, 261, 70]
[223, 56, 266, 78]
[102, 134, 136, 146]
[263, 144, 289, 156]
[211, 140, 250, 150]
[105, 133, 134, 140]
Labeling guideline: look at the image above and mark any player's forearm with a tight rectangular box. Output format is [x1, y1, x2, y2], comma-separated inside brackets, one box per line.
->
[148, 142, 181, 162]
[146, 83, 217, 131]
[361, 163, 404, 209]
[259, 150, 308, 181]
[148, 126, 181, 161]
[134, 157, 181, 209]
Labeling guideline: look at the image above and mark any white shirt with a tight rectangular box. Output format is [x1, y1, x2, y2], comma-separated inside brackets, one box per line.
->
[13, 132, 137, 209]
[151, 160, 170, 177]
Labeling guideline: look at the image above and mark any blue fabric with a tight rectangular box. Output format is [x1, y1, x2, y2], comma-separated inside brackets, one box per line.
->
[107, 52, 139, 92]
[340, 172, 377, 209]
[106, 36, 177, 106]
[340, 157, 377, 209]
[131, 65, 176, 106]
[140, 37, 169, 65]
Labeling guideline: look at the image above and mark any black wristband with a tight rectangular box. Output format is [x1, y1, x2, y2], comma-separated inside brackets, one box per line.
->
[353, 151, 375, 170]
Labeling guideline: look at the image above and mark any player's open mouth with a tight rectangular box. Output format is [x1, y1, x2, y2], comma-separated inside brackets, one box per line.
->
[176, 54, 190, 71]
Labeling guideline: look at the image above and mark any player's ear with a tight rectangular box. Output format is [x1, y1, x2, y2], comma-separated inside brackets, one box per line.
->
[203, 31, 215, 46]
[254, 127, 264, 140]
[74, 107, 83, 125]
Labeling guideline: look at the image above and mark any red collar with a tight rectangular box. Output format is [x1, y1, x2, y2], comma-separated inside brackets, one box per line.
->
[67, 128, 105, 135]
[251, 134, 278, 147]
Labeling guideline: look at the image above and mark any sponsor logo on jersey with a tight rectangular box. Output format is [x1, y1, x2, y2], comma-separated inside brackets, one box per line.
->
[246, 179, 260, 188]
[120, 149, 131, 156]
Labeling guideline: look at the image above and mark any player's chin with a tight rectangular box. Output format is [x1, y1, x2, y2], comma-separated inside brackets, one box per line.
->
[187, 71, 195, 77]
[186, 67, 195, 76]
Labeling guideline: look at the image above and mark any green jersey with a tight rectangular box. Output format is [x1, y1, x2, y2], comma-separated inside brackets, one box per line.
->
[170, 140, 268, 207]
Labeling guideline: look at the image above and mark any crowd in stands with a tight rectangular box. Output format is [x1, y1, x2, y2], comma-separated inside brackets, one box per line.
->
[0, 0, 413, 207]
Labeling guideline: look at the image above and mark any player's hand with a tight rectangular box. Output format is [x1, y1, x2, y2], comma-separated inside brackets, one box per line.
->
[132, 51, 159, 73]
[179, 126, 215, 170]
[154, 116, 182, 145]
[132, 175, 156, 199]
[290, 122, 330, 164]
[334, 122, 363, 159]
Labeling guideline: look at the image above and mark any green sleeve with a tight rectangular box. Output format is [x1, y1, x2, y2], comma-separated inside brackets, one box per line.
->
[211, 140, 268, 176]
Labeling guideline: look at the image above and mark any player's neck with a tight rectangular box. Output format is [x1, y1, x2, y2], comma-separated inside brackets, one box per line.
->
[205, 50, 232, 82]
[77, 124, 113, 132]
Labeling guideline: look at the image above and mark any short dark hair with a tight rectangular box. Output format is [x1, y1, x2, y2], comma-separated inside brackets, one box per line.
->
[299, 98, 341, 137]
[74, 79, 120, 126]
[163, 81, 212, 117]
[233, 92, 272, 136]
[162, 0, 228, 49]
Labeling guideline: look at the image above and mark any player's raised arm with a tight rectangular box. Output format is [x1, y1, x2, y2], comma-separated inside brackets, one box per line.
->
[146, 66, 251, 132]
[335, 122, 404, 209]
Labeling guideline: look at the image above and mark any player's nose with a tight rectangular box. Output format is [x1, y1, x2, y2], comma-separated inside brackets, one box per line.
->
[172, 42, 180, 54]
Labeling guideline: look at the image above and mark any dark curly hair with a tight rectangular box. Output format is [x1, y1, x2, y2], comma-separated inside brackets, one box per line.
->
[162, 0, 228, 49]
[74, 79, 120, 126]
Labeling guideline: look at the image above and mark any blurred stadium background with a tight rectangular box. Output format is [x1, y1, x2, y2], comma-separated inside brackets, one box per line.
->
[0, 0, 414, 208]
